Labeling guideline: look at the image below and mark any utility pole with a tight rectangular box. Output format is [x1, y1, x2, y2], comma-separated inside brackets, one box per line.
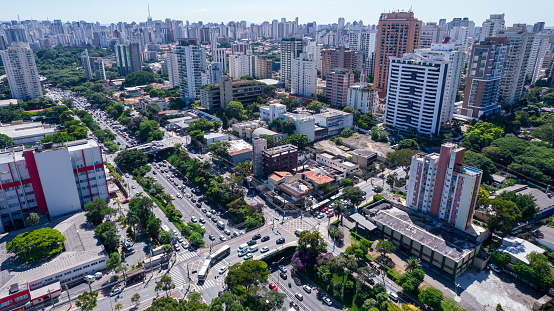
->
[64, 284, 71, 307]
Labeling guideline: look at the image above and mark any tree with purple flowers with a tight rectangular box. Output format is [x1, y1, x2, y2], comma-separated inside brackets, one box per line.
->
[293, 230, 328, 271]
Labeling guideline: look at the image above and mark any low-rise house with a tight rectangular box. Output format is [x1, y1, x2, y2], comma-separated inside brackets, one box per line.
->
[316, 152, 360, 176]
[204, 132, 229, 145]
[498, 235, 545, 265]
[350, 149, 378, 169]
[533, 225, 554, 251]
[227, 140, 253, 165]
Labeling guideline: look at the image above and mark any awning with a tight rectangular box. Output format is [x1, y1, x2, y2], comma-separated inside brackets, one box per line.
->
[350, 213, 377, 231]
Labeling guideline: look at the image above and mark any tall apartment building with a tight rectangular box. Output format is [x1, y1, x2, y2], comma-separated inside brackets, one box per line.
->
[0, 139, 109, 233]
[291, 53, 317, 97]
[321, 46, 363, 79]
[374, 12, 422, 94]
[498, 24, 534, 104]
[479, 14, 505, 42]
[526, 31, 550, 85]
[177, 39, 204, 102]
[414, 44, 463, 123]
[114, 43, 142, 76]
[461, 37, 508, 118]
[347, 31, 377, 78]
[406, 143, 483, 231]
[228, 54, 258, 79]
[167, 50, 179, 88]
[231, 42, 252, 55]
[280, 37, 304, 90]
[384, 53, 450, 136]
[257, 56, 274, 79]
[347, 84, 379, 114]
[533, 22, 545, 33]
[81, 50, 106, 81]
[449, 27, 470, 53]
[305, 41, 323, 72]
[213, 48, 227, 73]
[262, 144, 298, 175]
[201, 62, 223, 85]
[420, 23, 444, 48]
[0, 42, 42, 100]
[326, 68, 354, 108]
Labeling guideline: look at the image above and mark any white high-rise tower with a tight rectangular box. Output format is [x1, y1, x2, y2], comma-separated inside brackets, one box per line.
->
[0, 42, 42, 100]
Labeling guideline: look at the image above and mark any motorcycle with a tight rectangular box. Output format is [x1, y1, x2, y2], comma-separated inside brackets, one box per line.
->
[288, 282, 291, 288]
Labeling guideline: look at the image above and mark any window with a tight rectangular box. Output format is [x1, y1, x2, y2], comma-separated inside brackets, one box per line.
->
[0, 300, 13, 308]
[14, 295, 28, 302]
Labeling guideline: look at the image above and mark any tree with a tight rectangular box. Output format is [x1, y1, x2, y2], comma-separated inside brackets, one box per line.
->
[461, 121, 504, 151]
[463, 151, 496, 182]
[107, 252, 121, 271]
[75, 291, 98, 311]
[208, 141, 230, 158]
[418, 287, 443, 310]
[306, 100, 328, 113]
[286, 133, 310, 149]
[339, 178, 353, 188]
[282, 118, 296, 135]
[268, 118, 283, 132]
[375, 240, 396, 260]
[486, 198, 522, 237]
[386, 173, 397, 188]
[340, 186, 365, 206]
[225, 260, 269, 291]
[7, 228, 66, 262]
[397, 139, 419, 150]
[362, 298, 378, 311]
[123, 71, 156, 86]
[160, 231, 171, 244]
[405, 256, 421, 272]
[146, 102, 162, 116]
[262, 290, 287, 310]
[155, 275, 175, 296]
[84, 198, 116, 226]
[115, 302, 123, 311]
[340, 128, 355, 138]
[387, 149, 417, 168]
[345, 244, 365, 259]
[189, 130, 206, 144]
[497, 191, 538, 222]
[131, 293, 141, 306]
[490, 251, 510, 269]
[146, 217, 162, 238]
[115, 149, 148, 172]
[297, 230, 327, 256]
[0, 133, 14, 149]
[26, 213, 39, 230]
[94, 221, 120, 252]
[373, 186, 384, 194]
[225, 101, 245, 120]
[371, 126, 388, 142]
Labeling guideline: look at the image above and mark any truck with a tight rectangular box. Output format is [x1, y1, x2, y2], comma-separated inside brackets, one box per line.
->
[217, 221, 225, 229]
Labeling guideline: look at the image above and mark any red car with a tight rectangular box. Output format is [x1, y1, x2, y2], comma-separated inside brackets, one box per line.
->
[183, 181, 187, 185]
[269, 283, 278, 290]
[320, 206, 329, 213]
[327, 211, 334, 218]
[122, 199, 130, 204]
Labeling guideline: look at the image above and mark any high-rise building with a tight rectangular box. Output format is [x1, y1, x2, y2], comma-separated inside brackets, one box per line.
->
[114, 43, 142, 76]
[280, 37, 303, 90]
[305, 41, 323, 72]
[446, 17, 475, 36]
[4, 28, 27, 45]
[272, 20, 279, 40]
[384, 53, 451, 136]
[449, 26, 470, 53]
[347, 84, 379, 114]
[81, 50, 105, 81]
[326, 68, 354, 108]
[338, 18, 345, 30]
[252, 137, 267, 177]
[177, 39, 204, 102]
[525, 31, 550, 85]
[167, 50, 180, 88]
[348, 31, 378, 77]
[213, 48, 227, 73]
[479, 14, 505, 42]
[374, 12, 422, 94]
[406, 143, 483, 231]
[498, 24, 535, 104]
[231, 42, 252, 55]
[228, 54, 258, 79]
[461, 37, 508, 118]
[291, 53, 317, 97]
[321, 46, 363, 79]
[257, 56, 274, 79]
[533, 22, 545, 33]
[420, 23, 444, 48]
[0, 42, 42, 100]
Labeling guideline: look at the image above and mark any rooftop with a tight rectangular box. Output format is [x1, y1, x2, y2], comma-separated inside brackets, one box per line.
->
[0, 121, 56, 141]
[227, 139, 252, 154]
[264, 144, 297, 155]
[0, 99, 18, 108]
[315, 108, 351, 118]
[204, 132, 229, 140]
[534, 225, 554, 245]
[252, 127, 280, 137]
[276, 179, 313, 197]
[498, 236, 545, 265]
[351, 149, 378, 158]
[495, 184, 554, 212]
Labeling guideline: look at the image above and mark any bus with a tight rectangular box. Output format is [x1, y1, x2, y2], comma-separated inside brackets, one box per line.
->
[197, 259, 211, 281]
[210, 245, 231, 263]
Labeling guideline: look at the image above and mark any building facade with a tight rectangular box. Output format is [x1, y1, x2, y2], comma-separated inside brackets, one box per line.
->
[326, 68, 354, 108]
[347, 84, 379, 114]
[81, 50, 105, 81]
[228, 54, 258, 80]
[0, 42, 42, 100]
[420, 23, 444, 48]
[290, 53, 317, 97]
[257, 56, 274, 79]
[280, 37, 304, 90]
[167, 50, 180, 88]
[200, 76, 264, 110]
[479, 14, 505, 42]
[406, 143, 483, 231]
[321, 46, 363, 79]
[262, 144, 298, 175]
[114, 43, 142, 76]
[177, 39, 204, 102]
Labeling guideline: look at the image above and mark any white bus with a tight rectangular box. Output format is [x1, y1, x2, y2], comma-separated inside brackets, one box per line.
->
[198, 259, 211, 281]
[209, 245, 231, 263]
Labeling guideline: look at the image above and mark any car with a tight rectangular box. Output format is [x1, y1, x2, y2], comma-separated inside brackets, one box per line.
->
[84, 275, 95, 283]
[247, 240, 257, 246]
[294, 292, 303, 301]
[211, 217, 218, 223]
[206, 212, 212, 218]
[218, 266, 227, 274]
[220, 235, 227, 241]
[176, 194, 182, 199]
[191, 216, 198, 223]
[191, 198, 196, 203]
[181, 242, 189, 249]
[109, 288, 122, 296]
[323, 297, 333, 306]
[295, 229, 303, 236]
[129, 307, 138, 311]
[224, 229, 231, 235]
[317, 213, 325, 219]
[232, 231, 238, 237]
[185, 193, 192, 198]
[200, 218, 206, 223]
[238, 249, 248, 257]
[276, 238, 285, 244]
[260, 246, 269, 253]
[320, 206, 329, 212]
[278, 265, 287, 273]
[367, 277, 375, 285]
[209, 234, 215, 240]
[252, 234, 261, 240]
[489, 263, 501, 273]
[200, 224, 206, 230]
[122, 199, 130, 204]
[327, 211, 334, 218]
[201, 208, 207, 213]
[239, 231, 245, 235]
[279, 272, 287, 280]
[269, 283, 278, 290]
[388, 291, 399, 302]
[244, 253, 253, 260]
[302, 285, 311, 293]
[210, 209, 217, 214]
[261, 236, 270, 242]
[123, 241, 133, 252]
[290, 301, 299, 310]
[95, 272, 103, 279]
[175, 245, 181, 251]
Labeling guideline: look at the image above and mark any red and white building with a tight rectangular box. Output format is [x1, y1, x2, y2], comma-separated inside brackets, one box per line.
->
[0, 139, 109, 233]
[406, 143, 482, 231]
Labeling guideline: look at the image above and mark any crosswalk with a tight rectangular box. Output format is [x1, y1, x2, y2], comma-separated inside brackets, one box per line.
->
[169, 268, 187, 286]
[176, 251, 198, 262]
[196, 278, 223, 290]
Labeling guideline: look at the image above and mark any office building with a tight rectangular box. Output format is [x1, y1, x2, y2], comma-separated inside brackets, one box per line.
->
[498, 24, 534, 104]
[374, 12, 422, 94]
[257, 56, 274, 79]
[0, 121, 56, 145]
[200, 76, 264, 110]
[114, 43, 142, 76]
[461, 37, 508, 118]
[347, 84, 379, 114]
[3, 28, 27, 45]
[406, 143, 483, 231]
[420, 23, 444, 48]
[479, 14, 505, 42]
[228, 54, 258, 80]
[280, 37, 304, 90]
[316, 152, 360, 176]
[167, 50, 179, 88]
[259, 103, 316, 141]
[177, 39, 204, 102]
[252, 137, 267, 177]
[321, 46, 363, 79]
[0, 139, 109, 233]
[313, 108, 354, 136]
[262, 144, 298, 175]
[326, 68, 354, 108]
[384, 53, 450, 136]
[291, 53, 317, 97]
[81, 50, 105, 81]
[0, 42, 42, 100]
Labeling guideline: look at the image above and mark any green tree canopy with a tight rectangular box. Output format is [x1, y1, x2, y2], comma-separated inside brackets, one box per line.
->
[7, 228, 66, 262]
[124, 71, 156, 87]
[225, 260, 269, 291]
[106, 252, 121, 271]
[84, 198, 116, 226]
[94, 221, 120, 252]
[115, 149, 148, 172]
[306, 100, 328, 113]
[282, 118, 296, 135]
[418, 287, 443, 309]
[463, 150, 496, 182]
[397, 139, 419, 150]
[486, 198, 522, 237]
[386, 149, 417, 168]
[285, 133, 310, 149]
[340, 186, 366, 206]
[461, 121, 504, 151]
[208, 141, 230, 158]
[76, 291, 98, 311]
[297, 230, 328, 256]
[225, 101, 246, 120]
[0, 134, 14, 149]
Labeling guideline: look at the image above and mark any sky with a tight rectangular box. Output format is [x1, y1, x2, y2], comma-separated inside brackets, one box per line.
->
[1, 0, 553, 27]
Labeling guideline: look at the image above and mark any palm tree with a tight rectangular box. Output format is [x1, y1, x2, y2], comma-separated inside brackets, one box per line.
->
[405, 256, 421, 272]
[26, 213, 39, 230]
[333, 200, 345, 224]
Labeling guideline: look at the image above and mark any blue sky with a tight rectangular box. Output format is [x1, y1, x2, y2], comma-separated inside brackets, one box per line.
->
[1, 0, 552, 27]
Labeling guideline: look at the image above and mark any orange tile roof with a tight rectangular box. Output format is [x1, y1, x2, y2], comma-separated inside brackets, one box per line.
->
[229, 149, 252, 156]
[303, 171, 335, 185]
[269, 174, 284, 182]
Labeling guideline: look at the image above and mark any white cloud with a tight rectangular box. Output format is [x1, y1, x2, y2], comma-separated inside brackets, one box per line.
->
[194, 8, 208, 13]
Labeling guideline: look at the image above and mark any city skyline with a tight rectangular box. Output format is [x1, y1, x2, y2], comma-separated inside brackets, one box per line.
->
[1, 0, 553, 26]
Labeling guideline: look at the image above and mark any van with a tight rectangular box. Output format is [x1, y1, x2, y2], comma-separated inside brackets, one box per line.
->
[388, 291, 399, 302]
[248, 245, 259, 253]
[295, 229, 303, 236]
[238, 243, 248, 252]
[217, 221, 225, 229]
[84, 275, 95, 283]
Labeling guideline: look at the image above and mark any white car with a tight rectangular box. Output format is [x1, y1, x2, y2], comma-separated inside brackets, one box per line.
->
[191, 216, 198, 223]
[109, 288, 122, 297]
[200, 218, 206, 223]
[177, 194, 182, 199]
[260, 246, 269, 253]
[218, 266, 227, 274]
[243, 253, 253, 260]
[323, 297, 333, 306]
